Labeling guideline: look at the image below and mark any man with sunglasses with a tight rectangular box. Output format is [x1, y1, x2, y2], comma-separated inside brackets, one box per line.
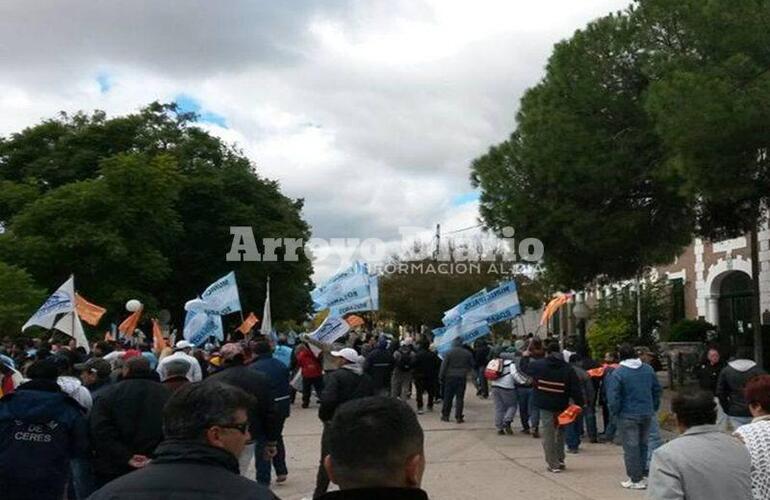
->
[89, 382, 279, 499]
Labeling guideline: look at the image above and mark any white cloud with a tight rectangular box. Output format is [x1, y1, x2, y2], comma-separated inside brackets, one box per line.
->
[0, 0, 632, 281]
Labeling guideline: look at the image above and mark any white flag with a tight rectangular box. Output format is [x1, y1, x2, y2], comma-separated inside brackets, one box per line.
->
[260, 277, 272, 338]
[53, 312, 90, 353]
[22, 276, 75, 332]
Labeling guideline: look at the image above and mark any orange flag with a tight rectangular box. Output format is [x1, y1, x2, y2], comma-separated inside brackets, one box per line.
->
[539, 293, 572, 326]
[345, 315, 365, 328]
[119, 307, 143, 337]
[75, 293, 107, 326]
[238, 312, 258, 334]
[104, 331, 114, 342]
[152, 319, 165, 353]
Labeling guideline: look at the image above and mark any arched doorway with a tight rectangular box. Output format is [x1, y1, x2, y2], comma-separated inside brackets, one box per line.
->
[717, 271, 755, 350]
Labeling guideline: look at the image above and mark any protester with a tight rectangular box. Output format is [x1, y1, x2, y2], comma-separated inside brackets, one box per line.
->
[250, 340, 292, 485]
[392, 338, 416, 400]
[439, 338, 474, 423]
[412, 339, 440, 414]
[273, 335, 293, 368]
[734, 374, 770, 500]
[598, 351, 619, 443]
[321, 397, 428, 499]
[565, 354, 595, 453]
[520, 340, 584, 472]
[206, 342, 280, 480]
[156, 340, 203, 382]
[717, 347, 766, 430]
[647, 391, 752, 500]
[90, 356, 171, 487]
[512, 343, 535, 435]
[75, 357, 112, 402]
[314, 348, 374, 498]
[526, 338, 545, 438]
[474, 339, 491, 399]
[489, 354, 518, 435]
[364, 337, 395, 396]
[160, 359, 191, 393]
[295, 342, 325, 408]
[0, 359, 89, 500]
[696, 347, 725, 394]
[89, 382, 279, 499]
[53, 350, 93, 412]
[607, 344, 661, 490]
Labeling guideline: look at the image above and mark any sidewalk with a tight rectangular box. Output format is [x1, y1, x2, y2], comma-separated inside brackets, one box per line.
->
[259, 385, 653, 500]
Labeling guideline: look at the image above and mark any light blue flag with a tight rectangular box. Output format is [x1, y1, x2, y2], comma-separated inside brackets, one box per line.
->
[185, 271, 241, 316]
[311, 262, 366, 302]
[312, 271, 370, 310]
[310, 315, 350, 345]
[368, 274, 379, 310]
[434, 321, 491, 356]
[442, 288, 486, 326]
[459, 281, 521, 326]
[183, 309, 224, 347]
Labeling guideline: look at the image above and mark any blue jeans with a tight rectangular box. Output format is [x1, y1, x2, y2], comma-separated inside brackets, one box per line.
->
[565, 414, 583, 450]
[516, 386, 532, 430]
[529, 391, 540, 429]
[442, 376, 467, 419]
[619, 416, 652, 482]
[255, 416, 288, 485]
[645, 416, 663, 470]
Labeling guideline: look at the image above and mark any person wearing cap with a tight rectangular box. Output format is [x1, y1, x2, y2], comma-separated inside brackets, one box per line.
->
[90, 356, 171, 487]
[76, 358, 112, 402]
[156, 340, 203, 382]
[0, 359, 89, 500]
[205, 342, 280, 481]
[314, 347, 374, 498]
[160, 359, 191, 393]
[249, 340, 292, 486]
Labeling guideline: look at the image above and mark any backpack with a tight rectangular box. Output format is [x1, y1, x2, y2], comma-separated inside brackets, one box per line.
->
[395, 350, 413, 371]
[484, 359, 504, 380]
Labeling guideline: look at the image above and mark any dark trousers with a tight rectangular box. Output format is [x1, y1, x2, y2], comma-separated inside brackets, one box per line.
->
[442, 376, 467, 419]
[414, 377, 435, 410]
[475, 367, 489, 397]
[255, 409, 288, 485]
[302, 376, 324, 407]
[516, 386, 532, 430]
[313, 424, 332, 498]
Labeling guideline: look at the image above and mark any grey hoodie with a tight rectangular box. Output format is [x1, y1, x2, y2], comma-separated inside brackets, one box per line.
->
[717, 359, 766, 417]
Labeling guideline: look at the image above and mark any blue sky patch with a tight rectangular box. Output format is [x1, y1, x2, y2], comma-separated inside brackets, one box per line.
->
[451, 192, 480, 207]
[174, 94, 228, 128]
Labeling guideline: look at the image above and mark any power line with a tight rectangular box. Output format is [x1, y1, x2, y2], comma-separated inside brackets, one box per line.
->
[444, 223, 483, 235]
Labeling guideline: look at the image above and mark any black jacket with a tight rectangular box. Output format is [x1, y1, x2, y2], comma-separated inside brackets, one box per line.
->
[364, 348, 394, 392]
[520, 354, 584, 412]
[413, 348, 440, 381]
[320, 487, 428, 500]
[0, 380, 89, 500]
[319, 367, 374, 422]
[696, 361, 725, 395]
[717, 360, 766, 417]
[206, 364, 280, 441]
[90, 374, 170, 477]
[88, 440, 278, 500]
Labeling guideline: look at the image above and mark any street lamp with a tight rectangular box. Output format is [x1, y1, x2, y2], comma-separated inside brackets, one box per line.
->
[572, 299, 591, 358]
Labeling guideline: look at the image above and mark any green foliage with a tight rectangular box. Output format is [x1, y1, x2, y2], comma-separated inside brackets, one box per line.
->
[668, 319, 715, 343]
[0, 261, 46, 335]
[0, 103, 313, 329]
[471, 12, 693, 288]
[587, 278, 671, 355]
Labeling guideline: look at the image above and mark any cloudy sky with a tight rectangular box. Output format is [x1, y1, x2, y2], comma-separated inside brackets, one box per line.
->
[0, 0, 630, 280]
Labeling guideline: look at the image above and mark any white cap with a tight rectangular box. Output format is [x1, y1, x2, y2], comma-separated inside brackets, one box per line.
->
[331, 347, 360, 364]
[175, 340, 194, 350]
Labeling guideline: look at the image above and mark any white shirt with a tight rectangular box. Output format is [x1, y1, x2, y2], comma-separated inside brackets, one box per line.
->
[491, 360, 516, 390]
[156, 351, 202, 382]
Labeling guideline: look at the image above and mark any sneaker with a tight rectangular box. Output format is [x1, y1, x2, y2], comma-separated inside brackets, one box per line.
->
[441, 416, 450, 422]
[621, 479, 647, 490]
[417, 409, 424, 415]
[456, 417, 465, 424]
[532, 428, 540, 439]
[276, 475, 287, 483]
[547, 467, 562, 473]
[558, 462, 566, 470]
[566, 448, 579, 454]
[504, 424, 513, 435]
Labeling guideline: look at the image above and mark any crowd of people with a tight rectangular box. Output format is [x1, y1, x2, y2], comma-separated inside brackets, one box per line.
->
[1, 329, 770, 499]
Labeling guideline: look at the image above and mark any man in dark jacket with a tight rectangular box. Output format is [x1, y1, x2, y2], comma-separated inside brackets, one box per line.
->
[412, 340, 440, 414]
[391, 339, 416, 400]
[695, 347, 724, 395]
[75, 357, 112, 402]
[90, 356, 170, 487]
[0, 360, 89, 500]
[249, 340, 291, 486]
[520, 340, 584, 473]
[321, 397, 429, 500]
[364, 337, 394, 396]
[314, 348, 374, 499]
[716, 347, 766, 429]
[439, 338, 474, 423]
[473, 340, 491, 399]
[206, 343, 280, 479]
[89, 382, 278, 500]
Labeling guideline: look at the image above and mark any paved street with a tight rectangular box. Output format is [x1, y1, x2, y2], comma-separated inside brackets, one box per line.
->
[256, 384, 650, 500]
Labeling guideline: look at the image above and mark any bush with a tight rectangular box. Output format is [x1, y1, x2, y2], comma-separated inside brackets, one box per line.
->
[668, 319, 714, 342]
[588, 313, 631, 358]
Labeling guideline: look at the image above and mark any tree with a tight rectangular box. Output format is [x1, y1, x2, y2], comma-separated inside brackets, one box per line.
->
[0, 261, 46, 336]
[0, 103, 313, 329]
[471, 12, 693, 289]
[638, 0, 770, 362]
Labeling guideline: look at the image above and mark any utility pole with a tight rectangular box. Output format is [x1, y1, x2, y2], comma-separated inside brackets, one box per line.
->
[433, 223, 441, 260]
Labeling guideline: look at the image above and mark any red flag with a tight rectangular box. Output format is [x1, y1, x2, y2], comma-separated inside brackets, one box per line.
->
[119, 308, 143, 337]
[238, 312, 259, 334]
